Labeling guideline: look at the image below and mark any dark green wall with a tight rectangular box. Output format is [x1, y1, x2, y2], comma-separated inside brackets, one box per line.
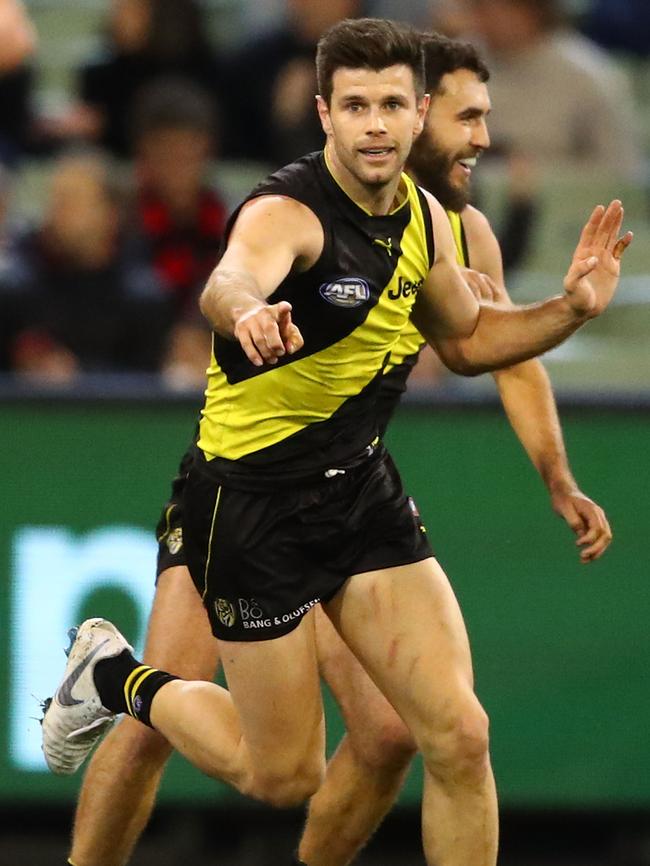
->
[1, 401, 648, 807]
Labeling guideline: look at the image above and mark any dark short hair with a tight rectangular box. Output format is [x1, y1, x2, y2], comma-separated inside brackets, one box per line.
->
[316, 17, 425, 105]
[421, 32, 490, 94]
[130, 77, 216, 145]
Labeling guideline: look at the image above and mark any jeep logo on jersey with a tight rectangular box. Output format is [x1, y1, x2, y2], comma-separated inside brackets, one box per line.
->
[319, 278, 370, 308]
[388, 275, 424, 300]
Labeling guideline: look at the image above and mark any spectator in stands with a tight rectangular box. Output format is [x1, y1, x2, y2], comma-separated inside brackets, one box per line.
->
[367, 0, 429, 27]
[0, 164, 30, 371]
[5, 149, 170, 381]
[0, 0, 37, 165]
[464, 0, 642, 177]
[429, 1, 474, 38]
[0, 0, 36, 72]
[581, 0, 650, 58]
[127, 79, 227, 388]
[50, 0, 223, 159]
[224, 0, 362, 166]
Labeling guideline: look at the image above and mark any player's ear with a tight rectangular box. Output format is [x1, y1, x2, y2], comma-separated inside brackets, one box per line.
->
[316, 95, 333, 136]
[414, 93, 430, 138]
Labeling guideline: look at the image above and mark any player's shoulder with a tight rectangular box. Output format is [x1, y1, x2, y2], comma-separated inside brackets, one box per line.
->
[417, 185, 439, 210]
[417, 187, 448, 226]
[233, 194, 323, 249]
[246, 152, 328, 225]
[254, 151, 324, 198]
[460, 204, 492, 234]
[460, 204, 499, 249]
[240, 193, 313, 216]
[459, 204, 503, 275]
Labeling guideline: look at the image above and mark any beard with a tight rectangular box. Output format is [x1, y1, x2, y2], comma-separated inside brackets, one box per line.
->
[407, 136, 472, 213]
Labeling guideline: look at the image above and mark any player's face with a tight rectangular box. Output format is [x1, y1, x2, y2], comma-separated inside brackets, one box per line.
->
[408, 68, 490, 211]
[317, 64, 429, 194]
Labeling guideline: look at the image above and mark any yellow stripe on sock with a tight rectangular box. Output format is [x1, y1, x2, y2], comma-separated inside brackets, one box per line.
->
[128, 668, 159, 717]
[123, 665, 150, 715]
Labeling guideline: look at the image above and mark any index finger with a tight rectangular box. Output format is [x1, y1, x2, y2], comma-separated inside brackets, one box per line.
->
[260, 318, 286, 358]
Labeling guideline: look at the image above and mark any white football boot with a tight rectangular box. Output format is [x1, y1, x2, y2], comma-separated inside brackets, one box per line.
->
[41, 617, 132, 775]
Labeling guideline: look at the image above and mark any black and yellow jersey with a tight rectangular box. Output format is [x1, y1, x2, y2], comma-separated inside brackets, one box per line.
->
[375, 208, 469, 434]
[197, 150, 435, 482]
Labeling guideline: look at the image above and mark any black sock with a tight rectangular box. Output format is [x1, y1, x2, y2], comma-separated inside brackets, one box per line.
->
[93, 649, 140, 714]
[94, 649, 179, 727]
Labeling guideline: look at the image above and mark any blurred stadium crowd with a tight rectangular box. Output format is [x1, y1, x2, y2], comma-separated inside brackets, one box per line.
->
[0, 0, 648, 391]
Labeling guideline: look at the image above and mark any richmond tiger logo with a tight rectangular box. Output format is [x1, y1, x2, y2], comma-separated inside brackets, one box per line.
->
[215, 598, 236, 627]
[166, 527, 183, 555]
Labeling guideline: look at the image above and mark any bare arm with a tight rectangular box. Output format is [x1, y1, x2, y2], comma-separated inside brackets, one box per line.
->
[413, 196, 632, 376]
[199, 195, 323, 366]
[460, 204, 612, 561]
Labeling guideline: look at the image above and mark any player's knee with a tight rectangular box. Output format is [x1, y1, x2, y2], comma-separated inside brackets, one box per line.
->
[251, 760, 325, 808]
[421, 700, 490, 785]
[352, 715, 416, 772]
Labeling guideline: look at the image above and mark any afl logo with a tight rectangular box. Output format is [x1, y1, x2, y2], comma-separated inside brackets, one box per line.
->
[319, 277, 370, 308]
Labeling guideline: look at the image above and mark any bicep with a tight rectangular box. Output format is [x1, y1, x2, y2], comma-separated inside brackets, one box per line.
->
[217, 196, 323, 299]
[414, 258, 479, 341]
[414, 194, 480, 341]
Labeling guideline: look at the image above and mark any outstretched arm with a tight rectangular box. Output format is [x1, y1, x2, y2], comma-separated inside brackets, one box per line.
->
[461, 205, 612, 561]
[413, 196, 632, 375]
[199, 195, 323, 365]
[494, 361, 611, 561]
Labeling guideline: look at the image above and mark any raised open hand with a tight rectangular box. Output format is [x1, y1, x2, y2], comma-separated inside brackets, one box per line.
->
[563, 200, 633, 319]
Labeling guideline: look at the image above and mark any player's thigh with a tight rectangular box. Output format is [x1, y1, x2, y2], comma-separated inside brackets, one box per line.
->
[324, 557, 476, 746]
[219, 608, 325, 778]
[315, 605, 415, 761]
[143, 564, 220, 681]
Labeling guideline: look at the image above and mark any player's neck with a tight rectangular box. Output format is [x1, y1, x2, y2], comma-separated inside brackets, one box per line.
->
[324, 143, 405, 217]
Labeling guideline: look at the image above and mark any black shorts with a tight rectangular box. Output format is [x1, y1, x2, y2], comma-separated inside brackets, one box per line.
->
[155, 448, 193, 578]
[183, 445, 433, 641]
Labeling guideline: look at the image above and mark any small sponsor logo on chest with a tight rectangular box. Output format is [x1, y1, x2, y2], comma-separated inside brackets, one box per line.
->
[319, 277, 370, 308]
[388, 275, 424, 300]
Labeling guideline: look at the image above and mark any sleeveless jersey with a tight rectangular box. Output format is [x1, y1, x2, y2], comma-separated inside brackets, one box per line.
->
[197, 150, 435, 480]
[376, 208, 469, 433]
